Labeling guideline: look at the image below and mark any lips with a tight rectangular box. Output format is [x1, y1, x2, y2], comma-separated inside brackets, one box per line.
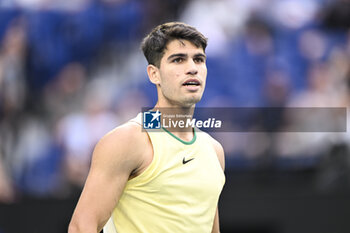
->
[182, 79, 200, 86]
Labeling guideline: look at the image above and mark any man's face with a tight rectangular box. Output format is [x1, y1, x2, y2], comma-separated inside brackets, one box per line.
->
[155, 39, 207, 108]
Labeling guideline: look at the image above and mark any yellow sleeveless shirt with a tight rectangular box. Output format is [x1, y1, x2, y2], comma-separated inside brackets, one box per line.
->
[104, 114, 225, 233]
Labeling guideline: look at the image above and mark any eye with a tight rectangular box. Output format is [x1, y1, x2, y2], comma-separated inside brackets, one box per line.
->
[194, 57, 205, 63]
[173, 57, 184, 63]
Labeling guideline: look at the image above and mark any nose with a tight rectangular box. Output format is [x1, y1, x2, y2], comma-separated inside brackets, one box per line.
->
[185, 60, 198, 75]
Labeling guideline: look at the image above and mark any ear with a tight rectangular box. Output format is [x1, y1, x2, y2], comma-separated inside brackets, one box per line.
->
[147, 64, 161, 85]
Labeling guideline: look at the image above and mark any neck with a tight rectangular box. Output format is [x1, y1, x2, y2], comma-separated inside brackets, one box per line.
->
[154, 102, 195, 116]
[152, 102, 196, 142]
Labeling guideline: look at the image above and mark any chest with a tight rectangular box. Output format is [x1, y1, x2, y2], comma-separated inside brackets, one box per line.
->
[146, 142, 224, 204]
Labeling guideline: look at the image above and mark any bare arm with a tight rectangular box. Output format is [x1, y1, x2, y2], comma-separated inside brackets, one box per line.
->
[212, 207, 220, 233]
[68, 123, 149, 233]
[210, 136, 225, 233]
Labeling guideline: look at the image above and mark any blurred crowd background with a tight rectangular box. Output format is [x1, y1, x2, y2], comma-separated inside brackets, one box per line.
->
[0, 0, 350, 232]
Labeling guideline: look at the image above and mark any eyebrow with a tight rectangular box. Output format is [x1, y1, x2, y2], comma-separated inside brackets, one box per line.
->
[167, 53, 206, 61]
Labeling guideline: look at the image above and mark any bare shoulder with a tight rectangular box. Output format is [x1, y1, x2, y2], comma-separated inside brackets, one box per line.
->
[91, 121, 152, 177]
[206, 133, 225, 171]
[69, 121, 152, 232]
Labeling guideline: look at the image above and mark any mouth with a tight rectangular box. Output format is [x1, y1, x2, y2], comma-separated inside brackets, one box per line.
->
[182, 79, 200, 87]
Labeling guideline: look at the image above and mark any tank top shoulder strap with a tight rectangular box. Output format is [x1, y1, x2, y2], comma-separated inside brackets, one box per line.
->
[128, 113, 142, 126]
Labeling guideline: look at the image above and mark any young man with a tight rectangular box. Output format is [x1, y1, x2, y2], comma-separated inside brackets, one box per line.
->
[68, 22, 225, 233]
